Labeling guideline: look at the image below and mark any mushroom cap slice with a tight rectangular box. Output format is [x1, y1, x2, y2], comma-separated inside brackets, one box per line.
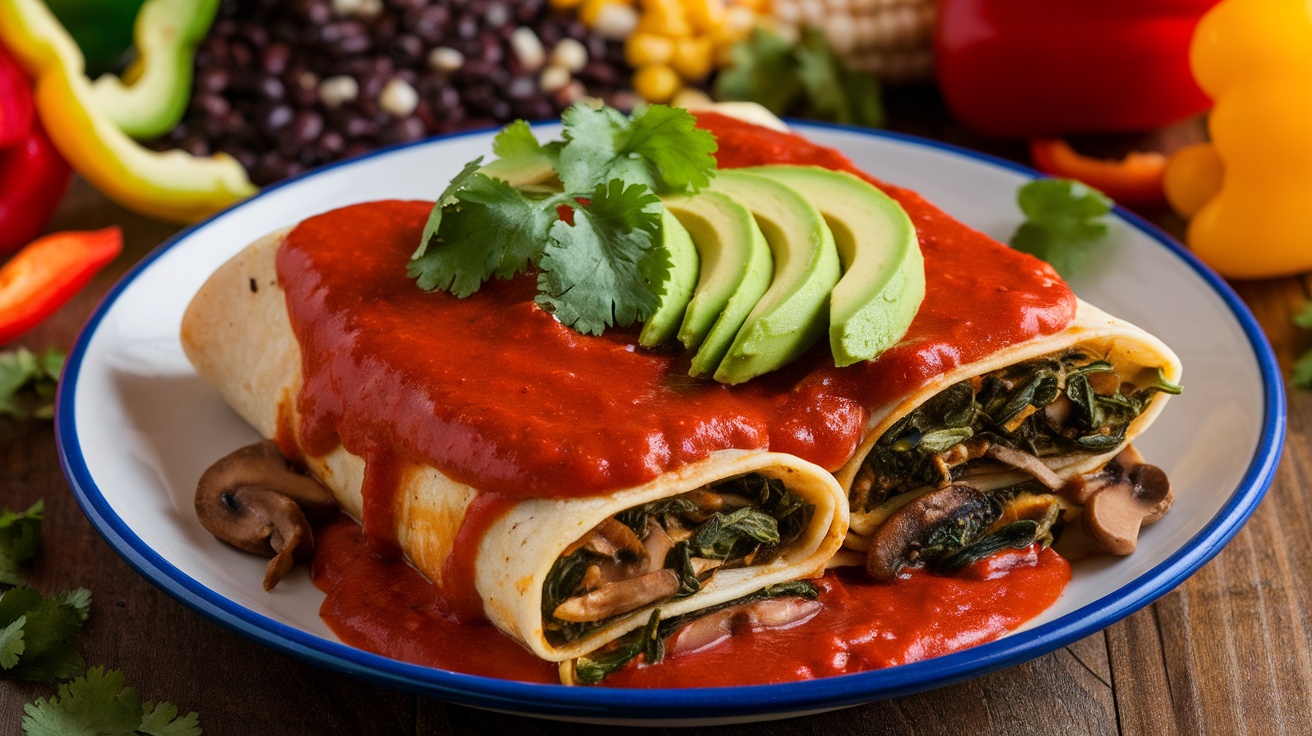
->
[865, 484, 997, 582]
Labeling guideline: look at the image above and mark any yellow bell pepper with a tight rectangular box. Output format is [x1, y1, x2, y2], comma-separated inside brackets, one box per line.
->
[0, 0, 254, 224]
[90, 0, 221, 140]
[1164, 0, 1312, 279]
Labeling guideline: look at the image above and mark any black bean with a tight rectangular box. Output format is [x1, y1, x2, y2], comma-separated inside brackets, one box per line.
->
[261, 43, 292, 76]
[456, 13, 479, 40]
[381, 116, 426, 144]
[392, 34, 423, 66]
[318, 130, 346, 157]
[343, 115, 379, 140]
[230, 41, 254, 69]
[257, 75, 286, 101]
[263, 104, 294, 133]
[410, 6, 450, 45]
[198, 93, 231, 117]
[180, 134, 210, 157]
[506, 75, 536, 101]
[197, 68, 230, 94]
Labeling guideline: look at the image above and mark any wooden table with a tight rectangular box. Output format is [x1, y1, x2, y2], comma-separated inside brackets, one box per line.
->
[1, 99, 1307, 734]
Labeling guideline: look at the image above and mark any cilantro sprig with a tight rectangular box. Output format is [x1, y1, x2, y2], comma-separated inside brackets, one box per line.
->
[0, 348, 65, 421]
[409, 103, 718, 336]
[22, 667, 201, 736]
[0, 500, 202, 732]
[1291, 303, 1312, 390]
[1010, 178, 1114, 278]
[715, 26, 885, 129]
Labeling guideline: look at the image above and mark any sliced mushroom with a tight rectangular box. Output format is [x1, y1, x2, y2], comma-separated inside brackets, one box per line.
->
[195, 440, 336, 591]
[667, 596, 822, 655]
[564, 517, 646, 560]
[640, 518, 672, 574]
[552, 569, 681, 623]
[866, 484, 995, 581]
[985, 444, 1064, 490]
[1080, 461, 1173, 555]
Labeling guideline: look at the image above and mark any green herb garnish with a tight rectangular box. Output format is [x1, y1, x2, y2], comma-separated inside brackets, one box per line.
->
[21, 666, 202, 736]
[1010, 178, 1114, 278]
[1292, 303, 1312, 390]
[0, 586, 92, 683]
[715, 26, 884, 128]
[0, 501, 44, 586]
[410, 103, 717, 336]
[0, 348, 65, 421]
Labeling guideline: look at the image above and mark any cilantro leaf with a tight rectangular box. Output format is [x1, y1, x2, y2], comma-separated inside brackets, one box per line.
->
[794, 27, 885, 128]
[22, 666, 202, 736]
[537, 180, 666, 335]
[1294, 302, 1312, 330]
[715, 27, 884, 128]
[714, 28, 802, 115]
[0, 500, 43, 586]
[557, 104, 717, 194]
[1010, 178, 1114, 278]
[414, 157, 485, 260]
[0, 586, 90, 682]
[1294, 349, 1312, 390]
[409, 174, 559, 297]
[0, 348, 65, 421]
[492, 120, 541, 159]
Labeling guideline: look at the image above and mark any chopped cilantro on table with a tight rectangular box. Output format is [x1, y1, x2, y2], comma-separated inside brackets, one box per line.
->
[1010, 178, 1114, 278]
[410, 103, 717, 336]
[22, 667, 201, 736]
[0, 348, 65, 421]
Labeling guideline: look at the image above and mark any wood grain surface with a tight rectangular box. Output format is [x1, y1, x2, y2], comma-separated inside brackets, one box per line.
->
[0, 96, 1305, 734]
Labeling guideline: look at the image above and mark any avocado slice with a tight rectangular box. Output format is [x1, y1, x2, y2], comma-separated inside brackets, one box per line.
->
[479, 153, 559, 190]
[710, 169, 842, 384]
[751, 166, 925, 366]
[664, 191, 773, 376]
[638, 208, 700, 347]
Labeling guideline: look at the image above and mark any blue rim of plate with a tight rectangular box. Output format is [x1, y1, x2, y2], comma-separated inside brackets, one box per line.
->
[55, 121, 1285, 720]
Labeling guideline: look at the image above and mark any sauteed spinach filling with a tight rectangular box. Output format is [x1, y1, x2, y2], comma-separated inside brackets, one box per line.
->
[543, 473, 815, 647]
[853, 352, 1181, 514]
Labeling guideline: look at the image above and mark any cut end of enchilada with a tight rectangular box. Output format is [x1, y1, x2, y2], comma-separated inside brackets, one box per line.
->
[835, 299, 1182, 573]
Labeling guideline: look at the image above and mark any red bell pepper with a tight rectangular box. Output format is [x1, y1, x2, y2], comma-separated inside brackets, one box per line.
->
[935, 0, 1220, 138]
[0, 228, 122, 345]
[1029, 139, 1168, 209]
[0, 41, 33, 149]
[0, 118, 72, 253]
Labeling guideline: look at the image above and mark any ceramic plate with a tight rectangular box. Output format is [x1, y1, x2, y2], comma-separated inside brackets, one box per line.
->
[55, 122, 1284, 723]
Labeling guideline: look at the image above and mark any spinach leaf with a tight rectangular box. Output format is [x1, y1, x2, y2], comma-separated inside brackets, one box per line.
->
[573, 609, 663, 684]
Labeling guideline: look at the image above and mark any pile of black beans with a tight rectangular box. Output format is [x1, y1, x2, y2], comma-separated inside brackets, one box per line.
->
[159, 0, 636, 184]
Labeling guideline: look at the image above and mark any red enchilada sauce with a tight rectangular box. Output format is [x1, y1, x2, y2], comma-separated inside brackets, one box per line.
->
[281, 115, 1077, 684]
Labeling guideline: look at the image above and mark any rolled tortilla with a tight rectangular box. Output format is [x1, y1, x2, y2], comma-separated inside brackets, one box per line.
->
[182, 230, 849, 662]
[834, 299, 1182, 551]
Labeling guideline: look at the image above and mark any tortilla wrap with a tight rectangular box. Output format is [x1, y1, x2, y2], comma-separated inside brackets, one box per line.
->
[834, 299, 1182, 550]
[181, 229, 849, 662]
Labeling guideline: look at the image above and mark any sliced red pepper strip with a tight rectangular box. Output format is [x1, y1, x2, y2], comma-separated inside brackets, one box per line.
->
[0, 41, 34, 149]
[1029, 138, 1168, 209]
[0, 115, 72, 253]
[0, 227, 122, 345]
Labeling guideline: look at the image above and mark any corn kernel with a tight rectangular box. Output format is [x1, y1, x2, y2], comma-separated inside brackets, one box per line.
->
[671, 35, 714, 81]
[626, 32, 677, 66]
[634, 63, 682, 103]
[581, 0, 624, 27]
[680, 0, 727, 33]
[637, 0, 694, 36]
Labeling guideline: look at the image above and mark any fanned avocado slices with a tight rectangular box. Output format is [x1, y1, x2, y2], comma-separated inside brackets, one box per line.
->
[638, 209, 700, 347]
[707, 169, 842, 384]
[663, 191, 773, 375]
[750, 166, 924, 366]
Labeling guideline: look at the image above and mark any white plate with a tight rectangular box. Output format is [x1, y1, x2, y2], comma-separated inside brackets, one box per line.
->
[56, 123, 1283, 723]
